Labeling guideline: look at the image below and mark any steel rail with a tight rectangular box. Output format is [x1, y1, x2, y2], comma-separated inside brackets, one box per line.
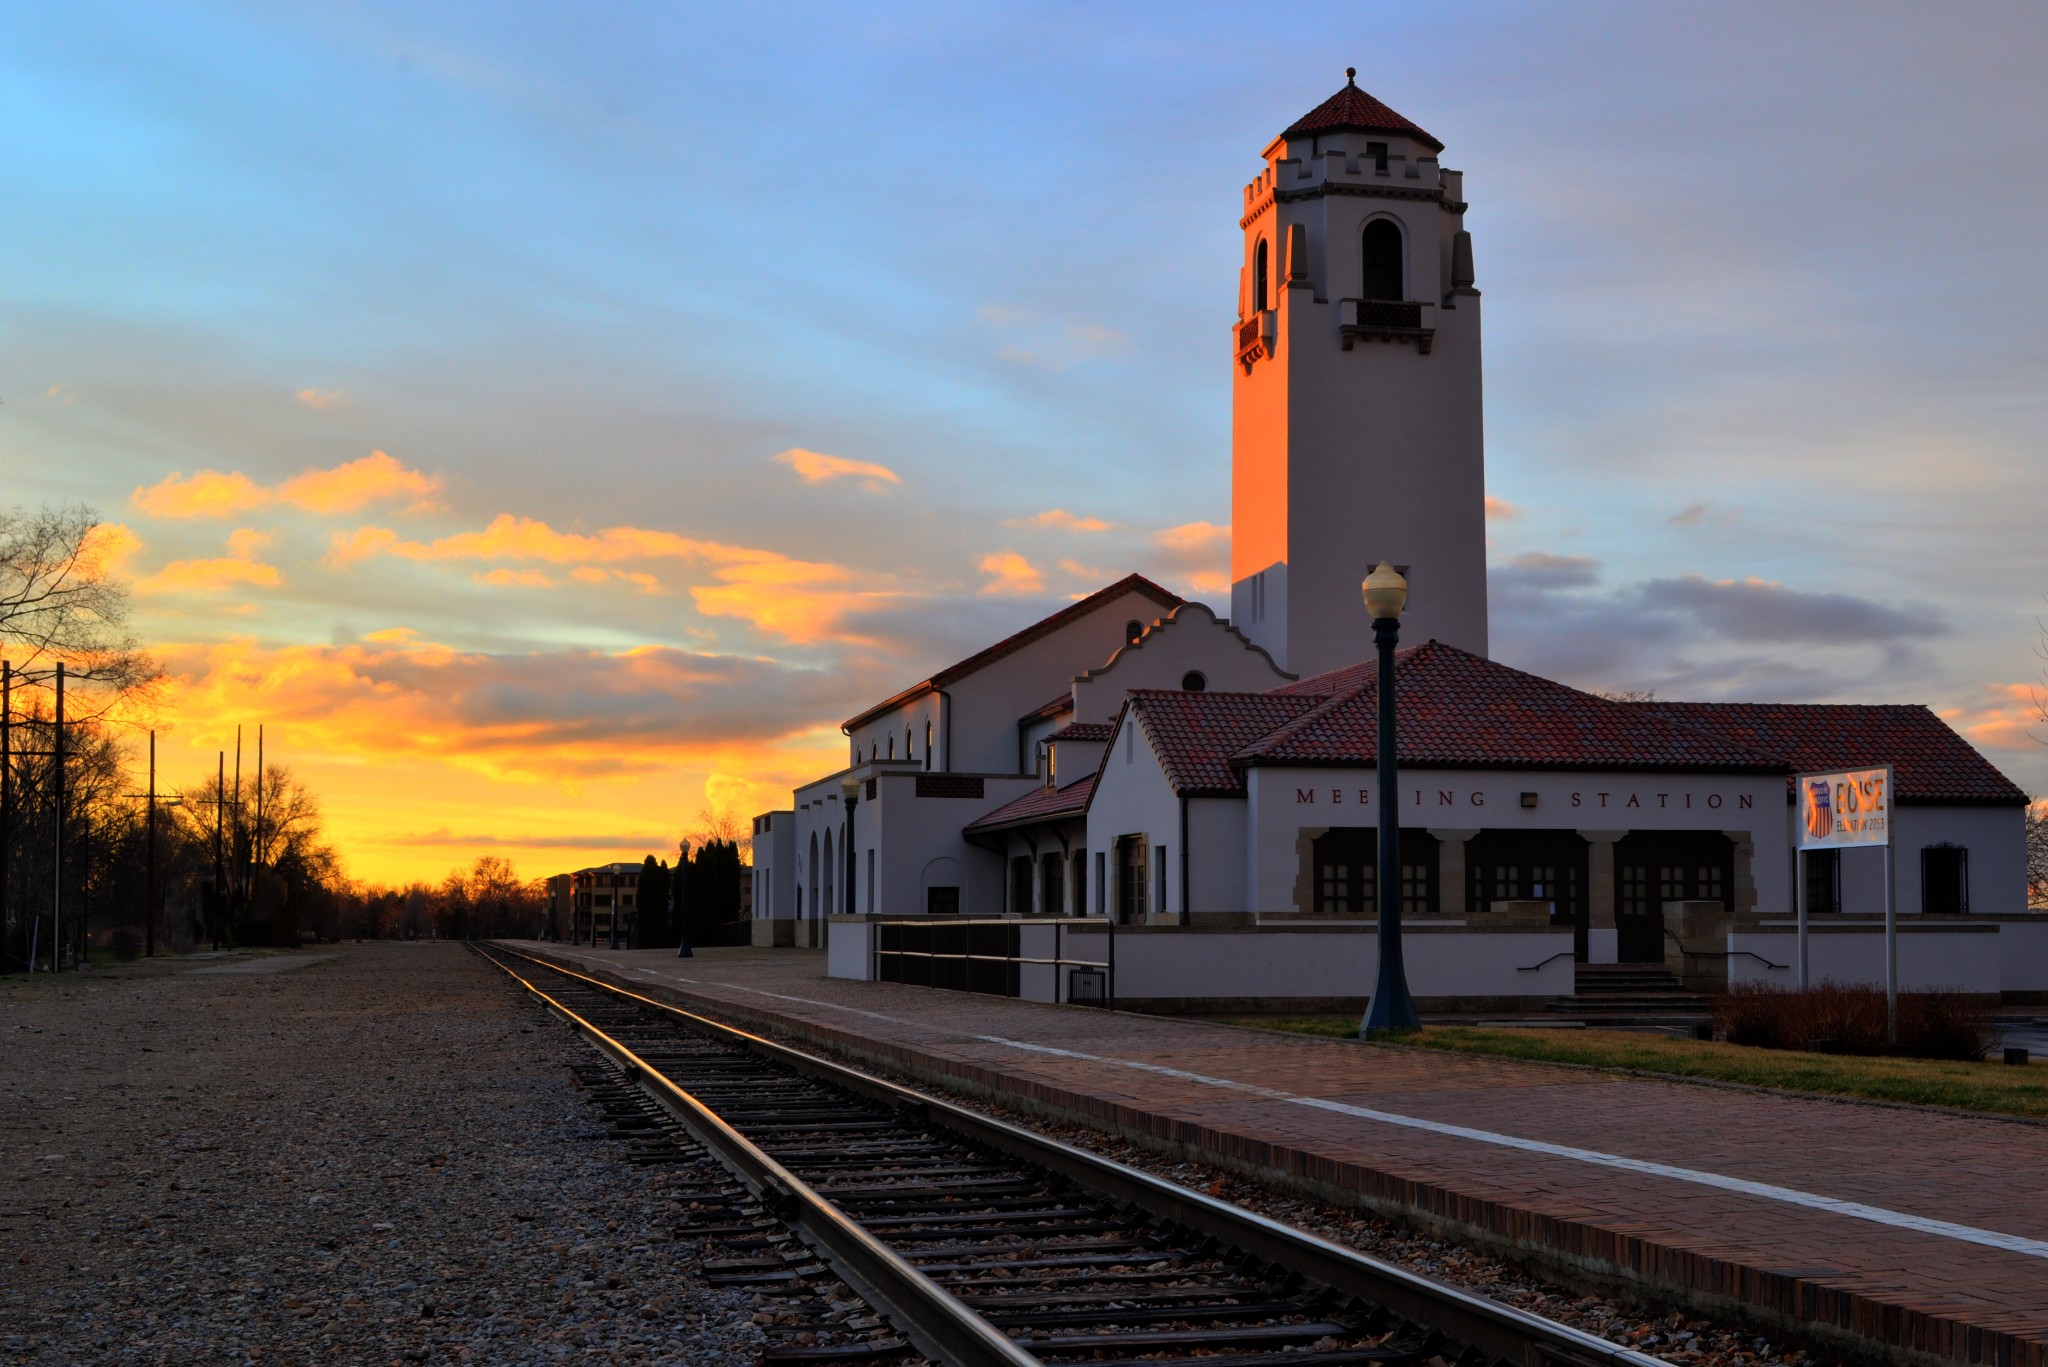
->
[472, 945, 1040, 1367]
[488, 942, 1670, 1367]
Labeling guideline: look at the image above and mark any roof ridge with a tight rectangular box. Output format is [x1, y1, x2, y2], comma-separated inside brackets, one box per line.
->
[843, 572, 1182, 732]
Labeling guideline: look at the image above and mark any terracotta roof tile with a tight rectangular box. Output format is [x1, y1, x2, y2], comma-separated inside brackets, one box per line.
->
[1048, 722, 1113, 743]
[1240, 642, 1775, 773]
[1127, 691, 1326, 795]
[1281, 76, 1442, 152]
[963, 774, 1096, 833]
[1643, 702, 2027, 806]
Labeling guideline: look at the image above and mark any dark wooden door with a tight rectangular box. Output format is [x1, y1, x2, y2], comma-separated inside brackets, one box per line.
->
[1614, 833, 1733, 963]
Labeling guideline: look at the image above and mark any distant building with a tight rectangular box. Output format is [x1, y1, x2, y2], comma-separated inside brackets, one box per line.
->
[562, 863, 640, 945]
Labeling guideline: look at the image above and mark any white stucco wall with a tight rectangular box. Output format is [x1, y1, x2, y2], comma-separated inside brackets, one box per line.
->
[1244, 766, 1788, 916]
[1066, 602, 1292, 725]
[1061, 925, 1573, 1002]
[749, 811, 796, 921]
[847, 583, 1177, 775]
[1085, 709, 1186, 920]
[1728, 924, 2005, 993]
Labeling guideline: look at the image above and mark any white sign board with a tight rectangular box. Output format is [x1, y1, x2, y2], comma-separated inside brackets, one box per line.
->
[1796, 766, 1893, 850]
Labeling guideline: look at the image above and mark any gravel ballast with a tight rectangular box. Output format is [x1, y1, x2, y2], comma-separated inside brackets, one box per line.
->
[0, 943, 763, 1365]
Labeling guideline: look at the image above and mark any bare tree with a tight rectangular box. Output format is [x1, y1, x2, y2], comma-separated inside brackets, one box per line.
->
[2029, 804, 2048, 911]
[0, 504, 160, 717]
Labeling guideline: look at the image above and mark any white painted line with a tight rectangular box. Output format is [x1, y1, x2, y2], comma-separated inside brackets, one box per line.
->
[975, 1035, 2048, 1263]
[538, 949, 2048, 1262]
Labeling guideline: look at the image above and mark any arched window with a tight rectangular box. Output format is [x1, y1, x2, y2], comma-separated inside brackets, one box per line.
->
[1125, 619, 1144, 645]
[1252, 238, 1270, 313]
[924, 719, 934, 770]
[887, 735, 895, 760]
[1181, 671, 1207, 691]
[1362, 219, 1404, 301]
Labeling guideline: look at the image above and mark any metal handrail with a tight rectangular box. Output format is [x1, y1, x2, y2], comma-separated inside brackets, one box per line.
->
[870, 915, 1114, 1004]
[1515, 950, 1577, 972]
[1663, 928, 1787, 970]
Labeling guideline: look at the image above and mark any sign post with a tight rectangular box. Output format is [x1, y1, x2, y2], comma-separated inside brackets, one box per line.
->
[1795, 765, 1896, 1042]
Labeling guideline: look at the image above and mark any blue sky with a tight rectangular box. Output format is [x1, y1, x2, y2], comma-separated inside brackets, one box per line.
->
[4, 1, 2044, 879]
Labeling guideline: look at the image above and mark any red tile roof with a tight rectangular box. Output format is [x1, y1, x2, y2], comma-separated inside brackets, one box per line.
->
[1048, 722, 1114, 743]
[1643, 703, 2027, 806]
[843, 574, 1180, 731]
[964, 774, 1096, 833]
[1126, 690, 1326, 796]
[1239, 643, 1778, 774]
[1281, 75, 1442, 152]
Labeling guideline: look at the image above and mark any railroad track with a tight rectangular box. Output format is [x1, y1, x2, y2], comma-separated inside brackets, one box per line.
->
[476, 942, 1669, 1367]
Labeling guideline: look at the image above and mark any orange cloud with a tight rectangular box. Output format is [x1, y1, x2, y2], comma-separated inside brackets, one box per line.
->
[136, 557, 284, 594]
[774, 448, 901, 491]
[328, 526, 401, 566]
[277, 451, 441, 513]
[226, 527, 273, 558]
[155, 635, 865, 786]
[1953, 683, 2044, 752]
[385, 514, 774, 566]
[690, 558, 883, 643]
[1485, 496, 1521, 521]
[1007, 509, 1116, 532]
[1153, 521, 1229, 553]
[473, 568, 557, 588]
[295, 388, 349, 410]
[133, 453, 441, 519]
[132, 469, 267, 518]
[977, 551, 1044, 596]
[81, 522, 144, 575]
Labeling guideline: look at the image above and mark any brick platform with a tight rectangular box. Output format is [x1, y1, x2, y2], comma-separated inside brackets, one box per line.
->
[505, 942, 2048, 1366]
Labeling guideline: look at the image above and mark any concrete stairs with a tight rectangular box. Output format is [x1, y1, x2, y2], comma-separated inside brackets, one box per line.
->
[1547, 962, 1713, 1016]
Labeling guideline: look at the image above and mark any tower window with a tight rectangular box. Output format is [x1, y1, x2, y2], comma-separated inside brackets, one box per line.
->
[1363, 219, 1403, 301]
[1125, 619, 1143, 645]
[1252, 238, 1270, 313]
[1181, 671, 1206, 691]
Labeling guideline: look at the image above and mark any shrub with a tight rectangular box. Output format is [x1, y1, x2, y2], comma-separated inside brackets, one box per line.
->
[1711, 981, 1992, 1061]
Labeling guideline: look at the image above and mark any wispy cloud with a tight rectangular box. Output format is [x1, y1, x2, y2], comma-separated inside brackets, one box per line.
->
[774, 448, 901, 491]
[295, 388, 349, 410]
[1006, 509, 1116, 532]
[137, 557, 283, 594]
[1484, 496, 1521, 521]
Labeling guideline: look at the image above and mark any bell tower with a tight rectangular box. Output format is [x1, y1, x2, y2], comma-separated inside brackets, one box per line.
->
[1229, 72, 1489, 675]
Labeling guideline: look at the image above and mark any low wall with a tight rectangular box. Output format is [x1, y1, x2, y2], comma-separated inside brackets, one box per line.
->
[829, 917, 1575, 1010]
[1728, 920, 2011, 995]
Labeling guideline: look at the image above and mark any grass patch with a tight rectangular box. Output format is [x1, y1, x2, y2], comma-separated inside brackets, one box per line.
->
[1213, 1017, 2048, 1120]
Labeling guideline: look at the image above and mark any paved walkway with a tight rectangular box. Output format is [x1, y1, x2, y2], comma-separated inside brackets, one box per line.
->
[507, 942, 2048, 1366]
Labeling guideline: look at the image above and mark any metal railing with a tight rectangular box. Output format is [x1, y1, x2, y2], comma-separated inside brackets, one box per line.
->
[872, 916, 1114, 1005]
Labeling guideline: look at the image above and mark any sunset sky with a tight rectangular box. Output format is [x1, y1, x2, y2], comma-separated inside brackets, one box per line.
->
[6, 3, 2045, 886]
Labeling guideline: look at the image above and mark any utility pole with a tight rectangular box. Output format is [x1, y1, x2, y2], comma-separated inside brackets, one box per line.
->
[145, 731, 156, 958]
[254, 724, 264, 891]
[52, 663, 64, 973]
[212, 751, 224, 951]
[1, 660, 10, 971]
[231, 725, 242, 936]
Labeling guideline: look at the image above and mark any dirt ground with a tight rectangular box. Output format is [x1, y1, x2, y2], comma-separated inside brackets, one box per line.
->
[0, 942, 759, 1365]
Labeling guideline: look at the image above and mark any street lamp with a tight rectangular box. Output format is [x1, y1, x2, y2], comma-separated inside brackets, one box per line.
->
[840, 776, 860, 918]
[675, 840, 693, 958]
[1360, 561, 1420, 1036]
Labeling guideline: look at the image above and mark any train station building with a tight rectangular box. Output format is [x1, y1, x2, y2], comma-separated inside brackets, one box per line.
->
[748, 76, 2039, 1008]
